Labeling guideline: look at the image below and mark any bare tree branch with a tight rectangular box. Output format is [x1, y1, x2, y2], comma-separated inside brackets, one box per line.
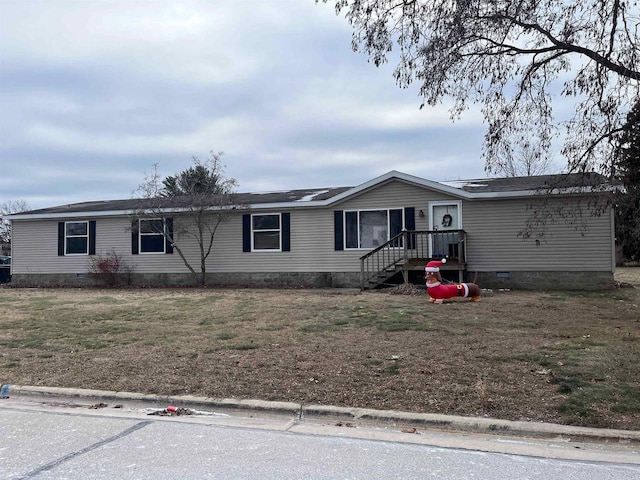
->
[133, 152, 241, 286]
[324, 0, 640, 176]
[1, 199, 31, 245]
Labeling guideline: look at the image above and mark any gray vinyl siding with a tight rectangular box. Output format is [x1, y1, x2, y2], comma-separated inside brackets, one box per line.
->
[333, 180, 455, 218]
[11, 219, 87, 274]
[10, 181, 449, 275]
[11, 211, 359, 275]
[462, 197, 614, 272]
[169, 179, 458, 274]
[10, 179, 614, 276]
[322, 180, 460, 271]
[12, 217, 185, 275]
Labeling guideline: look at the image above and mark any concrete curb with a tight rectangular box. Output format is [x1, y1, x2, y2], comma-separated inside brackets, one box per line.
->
[2, 385, 301, 416]
[4, 385, 639, 444]
[302, 405, 640, 444]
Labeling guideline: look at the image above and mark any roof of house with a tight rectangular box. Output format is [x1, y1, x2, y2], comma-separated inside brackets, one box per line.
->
[6, 170, 611, 220]
[17, 187, 354, 216]
[441, 172, 609, 193]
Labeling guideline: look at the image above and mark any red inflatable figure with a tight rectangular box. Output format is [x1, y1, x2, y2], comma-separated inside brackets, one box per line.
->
[425, 258, 481, 304]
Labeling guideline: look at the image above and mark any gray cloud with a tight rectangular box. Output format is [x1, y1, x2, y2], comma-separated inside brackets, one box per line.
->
[0, 0, 489, 210]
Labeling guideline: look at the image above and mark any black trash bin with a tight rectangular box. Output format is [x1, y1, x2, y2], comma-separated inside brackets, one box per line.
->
[0, 256, 11, 283]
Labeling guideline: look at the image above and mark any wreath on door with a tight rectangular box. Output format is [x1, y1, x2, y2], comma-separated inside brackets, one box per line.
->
[442, 213, 453, 227]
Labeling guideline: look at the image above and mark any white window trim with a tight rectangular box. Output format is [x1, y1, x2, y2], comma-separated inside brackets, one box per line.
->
[343, 208, 404, 250]
[139, 218, 166, 255]
[251, 213, 282, 252]
[64, 221, 89, 256]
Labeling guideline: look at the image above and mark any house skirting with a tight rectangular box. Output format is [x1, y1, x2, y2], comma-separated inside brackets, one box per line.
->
[10, 270, 614, 291]
[9, 272, 361, 288]
[471, 271, 615, 291]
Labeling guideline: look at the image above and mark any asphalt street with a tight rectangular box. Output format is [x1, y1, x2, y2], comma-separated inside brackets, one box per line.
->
[1, 394, 639, 480]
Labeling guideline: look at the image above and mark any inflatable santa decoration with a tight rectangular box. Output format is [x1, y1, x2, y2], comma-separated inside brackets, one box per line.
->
[425, 258, 481, 304]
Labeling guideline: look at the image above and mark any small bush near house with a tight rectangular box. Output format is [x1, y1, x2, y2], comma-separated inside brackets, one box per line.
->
[88, 250, 134, 286]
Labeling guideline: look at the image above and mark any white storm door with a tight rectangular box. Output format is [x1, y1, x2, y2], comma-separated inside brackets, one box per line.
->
[429, 201, 462, 259]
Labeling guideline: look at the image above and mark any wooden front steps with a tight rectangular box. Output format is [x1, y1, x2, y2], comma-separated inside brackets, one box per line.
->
[360, 230, 468, 289]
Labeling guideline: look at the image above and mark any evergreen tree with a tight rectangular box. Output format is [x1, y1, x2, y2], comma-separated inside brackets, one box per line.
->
[615, 100, 640, 262]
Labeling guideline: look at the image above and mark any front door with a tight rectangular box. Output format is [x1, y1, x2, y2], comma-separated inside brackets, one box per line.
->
[429, 201, 462, 259]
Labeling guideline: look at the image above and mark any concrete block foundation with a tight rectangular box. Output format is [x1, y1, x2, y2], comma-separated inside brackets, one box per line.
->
[10, 270, 614, 291]
[472, 271, 615, 291]
[10, 271, 362, 289]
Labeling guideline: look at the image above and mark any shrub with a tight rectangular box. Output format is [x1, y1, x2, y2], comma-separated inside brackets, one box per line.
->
[88, 250, 134, 286]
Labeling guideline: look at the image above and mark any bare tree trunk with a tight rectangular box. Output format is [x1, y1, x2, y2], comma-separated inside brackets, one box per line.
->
[172, 243, 200, 285]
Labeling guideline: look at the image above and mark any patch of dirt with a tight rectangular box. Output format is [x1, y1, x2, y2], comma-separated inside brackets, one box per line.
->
[615, 266, 640, 289]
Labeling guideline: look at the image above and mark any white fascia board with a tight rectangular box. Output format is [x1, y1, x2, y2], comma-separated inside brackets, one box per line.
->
[5, 170, 455, 220]
[6, 172, 610, 220]
[248, 171, 473, 209]
[389, 171, 474, 199]
[7, 210, 138, 220]
[7, 204, 245, 220]
[0, 193, 539, 220]
[466, 186, 614, 200]
[464, 191, 539, 200]
[327, 170, 472, 202]
[244, 171, 472, 208]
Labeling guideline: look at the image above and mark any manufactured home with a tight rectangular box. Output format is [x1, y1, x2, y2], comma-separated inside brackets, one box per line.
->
[5, 171, 616, 290]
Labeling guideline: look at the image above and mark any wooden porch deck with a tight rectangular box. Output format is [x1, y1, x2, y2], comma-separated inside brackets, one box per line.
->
[360, 230, 467, 289]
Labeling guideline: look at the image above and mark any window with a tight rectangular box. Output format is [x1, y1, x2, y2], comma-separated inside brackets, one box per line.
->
[343, 209, 403, 249]
[252, 214, 281, 251]
[430, 203, 460, 231]
[58, 221, 96, 256]
[139, 219, 166, 254]
[242, 213, 290, 253]
[65, 221, 89, 255]
[131, 218, 173, 255]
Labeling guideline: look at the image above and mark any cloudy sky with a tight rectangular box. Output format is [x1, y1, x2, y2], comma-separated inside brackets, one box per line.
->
[1, 0, 502, 211]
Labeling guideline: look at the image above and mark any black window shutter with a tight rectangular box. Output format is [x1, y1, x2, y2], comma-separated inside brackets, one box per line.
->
[131, 219, 139, 255]
[242, 214, 251, 252]
[165, 218, 173, 254]
[404, 207, 415, 230]
[334, 211, 344, 251]
[89, 220, 96, 255]
[390, 209, 403, 237]
[282, 213, 290, 252]
[404, 207, 416, 249]
[58, 222, 65, 256]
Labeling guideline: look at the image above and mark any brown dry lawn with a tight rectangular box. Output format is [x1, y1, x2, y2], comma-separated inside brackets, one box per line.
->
[1, 269, 639, 430]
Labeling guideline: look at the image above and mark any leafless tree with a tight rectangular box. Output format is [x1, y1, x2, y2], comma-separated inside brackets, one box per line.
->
[324, 1, 639, 177]
[1, 199, 30, 245]
[492, 139, 554, 177]
[133, 152, 240, 286]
